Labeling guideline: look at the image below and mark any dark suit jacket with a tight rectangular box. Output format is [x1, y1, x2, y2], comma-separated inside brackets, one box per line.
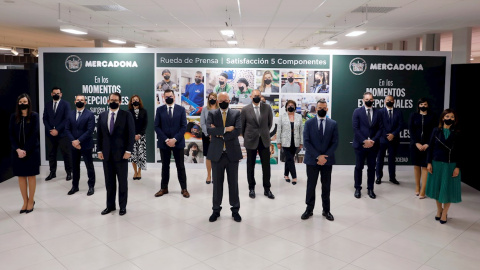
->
[379, 107, 403, 144]
[241, 103, 273, 149]
[154, 104, 187, 149]
[9, 112, 40, 154]
[206, 108, 242, 162]
[352, 106, 383, 149]
[303, 117, 338, 166]
[97, 109, 135, 162]
[427, 127, 462, 168]
[43, 99, 70, 138]
[65, 109, 95, 150]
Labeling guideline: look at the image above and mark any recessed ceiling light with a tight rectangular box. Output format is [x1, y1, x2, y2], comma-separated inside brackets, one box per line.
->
[60, 25, 88, 35]
[221, 30, 235, 37]
[323, 40, 338, 45]
[309, 46, 321, 50]
[346, 30, 366, 37]
[227, 40, 238, 45]
[109, 38, 126, 44]
[135, 44, 147, 48]
[0, 46, 11, 50]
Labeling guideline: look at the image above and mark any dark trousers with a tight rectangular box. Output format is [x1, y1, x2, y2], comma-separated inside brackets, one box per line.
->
[306, 164, 332, 212]
[46, 135, 72, 173]
[246, 137, 271, 190]
[160, 147, 187, 190]
[283, 146, 298, 179]
[71, 147, 95, 189]
[103, 159, 128, 209]
[212, 153, 240, 213]
[376, 141, 399, 180]
[354, 146, 378, 190]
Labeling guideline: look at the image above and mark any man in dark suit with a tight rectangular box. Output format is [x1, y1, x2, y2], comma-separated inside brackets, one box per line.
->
[65, 94, 96, 196]
[302, 99, 338, 221]
[154, 89, 190, 198]
[207, 92, 243, 222]
[97, 93, 135, 216]
[43, 87, 72, 181]
[240, 89, 274, 199]
[376, 95, 404, 185]
[352, 92, 383, 199]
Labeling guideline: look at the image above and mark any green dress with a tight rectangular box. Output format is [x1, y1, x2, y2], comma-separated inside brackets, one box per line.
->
[425, 129, 462, 203]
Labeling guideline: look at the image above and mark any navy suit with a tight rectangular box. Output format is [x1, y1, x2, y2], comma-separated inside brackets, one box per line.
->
[154, 104, 188, 190]
[376, 107, 404, 181]
[303, 117, 338, 212]
[65, 109, 96, 189]
[43, 99, 72, 174]
[352, 106, 383, 190]
[97, 109, 135, 210]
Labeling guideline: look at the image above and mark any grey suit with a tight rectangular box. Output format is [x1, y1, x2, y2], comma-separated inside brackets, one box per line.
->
[241, 103, 273, 191]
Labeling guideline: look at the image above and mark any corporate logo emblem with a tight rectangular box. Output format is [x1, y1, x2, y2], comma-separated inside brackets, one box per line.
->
[349, 57, 367, 75]
[65, 55, 82, 72]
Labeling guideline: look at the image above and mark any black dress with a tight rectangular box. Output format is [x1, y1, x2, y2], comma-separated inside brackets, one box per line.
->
[408, 112, 436, 167]
[9, 112, 40, 176]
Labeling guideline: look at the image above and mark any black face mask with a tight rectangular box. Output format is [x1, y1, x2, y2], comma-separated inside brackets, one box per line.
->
[219, 101, 229, 110]
[109, 102, 119, 109]
[164, 75, 170, 80]
[252, 97, 261, 104]
[386, 101, 394, 108]
[132, 101, 140, 107]
[52, 94, 60, 101]
[317, 109, 327, 117]
[314, 79, 320, 84]
[444, 119, 454, 126]
[264, 79, 272, 85]
[364, 100, 374, 107]
[287, 77, 294, 83]
[75, 102, 85, 108]
[192, 150, 198, 156]
[165, 97, 174, 105]
[239, 86, 245, 91]
[219, 80, 225, 85]
[287, 106, 295, 112]
[209, 99, 217, 105]
[419, 107, 428, 112]
[18, 104, 29, 110]
[195, 78, 202, 84]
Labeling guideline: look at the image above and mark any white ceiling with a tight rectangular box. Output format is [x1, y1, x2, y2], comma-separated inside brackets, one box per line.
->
[0, 0, 479, 60]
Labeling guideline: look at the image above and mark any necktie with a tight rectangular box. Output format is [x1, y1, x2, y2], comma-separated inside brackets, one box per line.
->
[77, 111, 82, 122]
[222, 111, 227, 150]
[367, 109, 372, 126]
[53, 102, 57, 114]
[319, 119, 324, 140]
[389, 110, 392, 121]
[169, 106, 173, 118]
[255, 106, 260, 123]
[110, 112, 115, 135]
[193, 157, 197, 163]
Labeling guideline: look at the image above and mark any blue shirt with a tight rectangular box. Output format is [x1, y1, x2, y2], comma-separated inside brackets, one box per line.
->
[183, 83, 204, 107]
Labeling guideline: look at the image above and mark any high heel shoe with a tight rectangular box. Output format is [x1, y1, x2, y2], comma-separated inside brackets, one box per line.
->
[25, 201, 35, 214]
[435, 210, 442, 221]
[292, 180, 297, 185]
[19, 208, 27, 214]
[439, 214, 448, 224]
[284, 177, 290, 183]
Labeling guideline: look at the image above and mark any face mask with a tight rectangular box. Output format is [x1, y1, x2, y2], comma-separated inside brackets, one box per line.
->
[192, 150, 198, 156]
[419, 107, 428, 112]
[219, 101, 229, 110]
[364, 100, 373, 107]
[52, 94, 60, 101]
[75, 101, 85, 108]
[264, 79, 272, 85]
[19, 104, 29, 110]
[252, 97, 261, 104]
[239, 86, 244, 91]
[444, 119, 454, 125]
[195, 78, 201, 84]
[219, 80, 225, 85]
[287, 106, 295, 112]
[317, 109, 327, 117]
[287, 77, 294, 83]
[132, 101, 140, 107]
[164, 75, 170, 80]
[209, 99, 217, 105]
[109, 102, 119, 109]
[386, 101, 394, 108]
[315, 79, 320, 84]
[165, 97, 174, 105]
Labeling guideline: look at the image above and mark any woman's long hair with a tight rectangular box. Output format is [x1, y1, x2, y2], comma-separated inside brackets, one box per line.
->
[15, 93, 32, 123]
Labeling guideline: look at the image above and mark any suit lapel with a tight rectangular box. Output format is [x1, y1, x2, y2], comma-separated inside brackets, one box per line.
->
[249, 105, 259, 126]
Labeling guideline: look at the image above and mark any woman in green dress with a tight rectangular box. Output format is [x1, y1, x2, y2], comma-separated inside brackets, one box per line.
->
[426, 108, 461, 224]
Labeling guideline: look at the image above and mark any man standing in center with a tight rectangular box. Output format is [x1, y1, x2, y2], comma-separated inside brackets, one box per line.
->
[241, 89, 274, 199]
[154, 89, 190, 198]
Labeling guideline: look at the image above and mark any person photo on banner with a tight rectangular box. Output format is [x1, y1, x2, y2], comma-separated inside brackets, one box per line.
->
[182, 71, 204, 115]
[281, 71, 302, 93]
[310, 71, 330, 93]
[128, 95, 148, 180]
[184, 142, 204, 163]
[257, 70, 279, 93]
[235, 77, 253, 105]
[156, 69, 178, 91]
[186, 120, 202, 139]
[213, 72, 234, 100]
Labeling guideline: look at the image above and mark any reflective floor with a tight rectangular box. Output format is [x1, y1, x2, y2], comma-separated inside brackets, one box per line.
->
[0, 164, 479, 270]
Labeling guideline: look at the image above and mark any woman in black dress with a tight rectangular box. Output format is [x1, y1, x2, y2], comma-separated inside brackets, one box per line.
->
[129, 95, 148, 180]
[408, 98, 436, 198]
[9, 93, 40, 213]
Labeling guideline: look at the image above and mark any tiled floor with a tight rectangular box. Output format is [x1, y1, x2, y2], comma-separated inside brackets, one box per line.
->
[1, 164, 480, 270]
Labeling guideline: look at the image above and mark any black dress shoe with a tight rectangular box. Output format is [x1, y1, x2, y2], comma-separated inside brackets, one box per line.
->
[249, 189, 256, 199]
[87, 187, 94, 196]
[101, 208, 116, 215]
[67, 187, 79, 195]
[232, 212, 242, 222]
[25, 201, 35, 214]
[66, 173, 72, 181]
[119, 209, 127, 216]
[264, 190, 275, 199]
[322, 211, 334, 221]
[209, 212, 220, 222]
[19, 209, 27, 214]
[301, 210, 313, 220]
[375, 178, 382, 184]
[389, 179, 400, 185]
[45, 172, 56, 181]
[285, 177, 291, 183]
[368, 189, 376, 199]
[354, 189, 361, 198]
